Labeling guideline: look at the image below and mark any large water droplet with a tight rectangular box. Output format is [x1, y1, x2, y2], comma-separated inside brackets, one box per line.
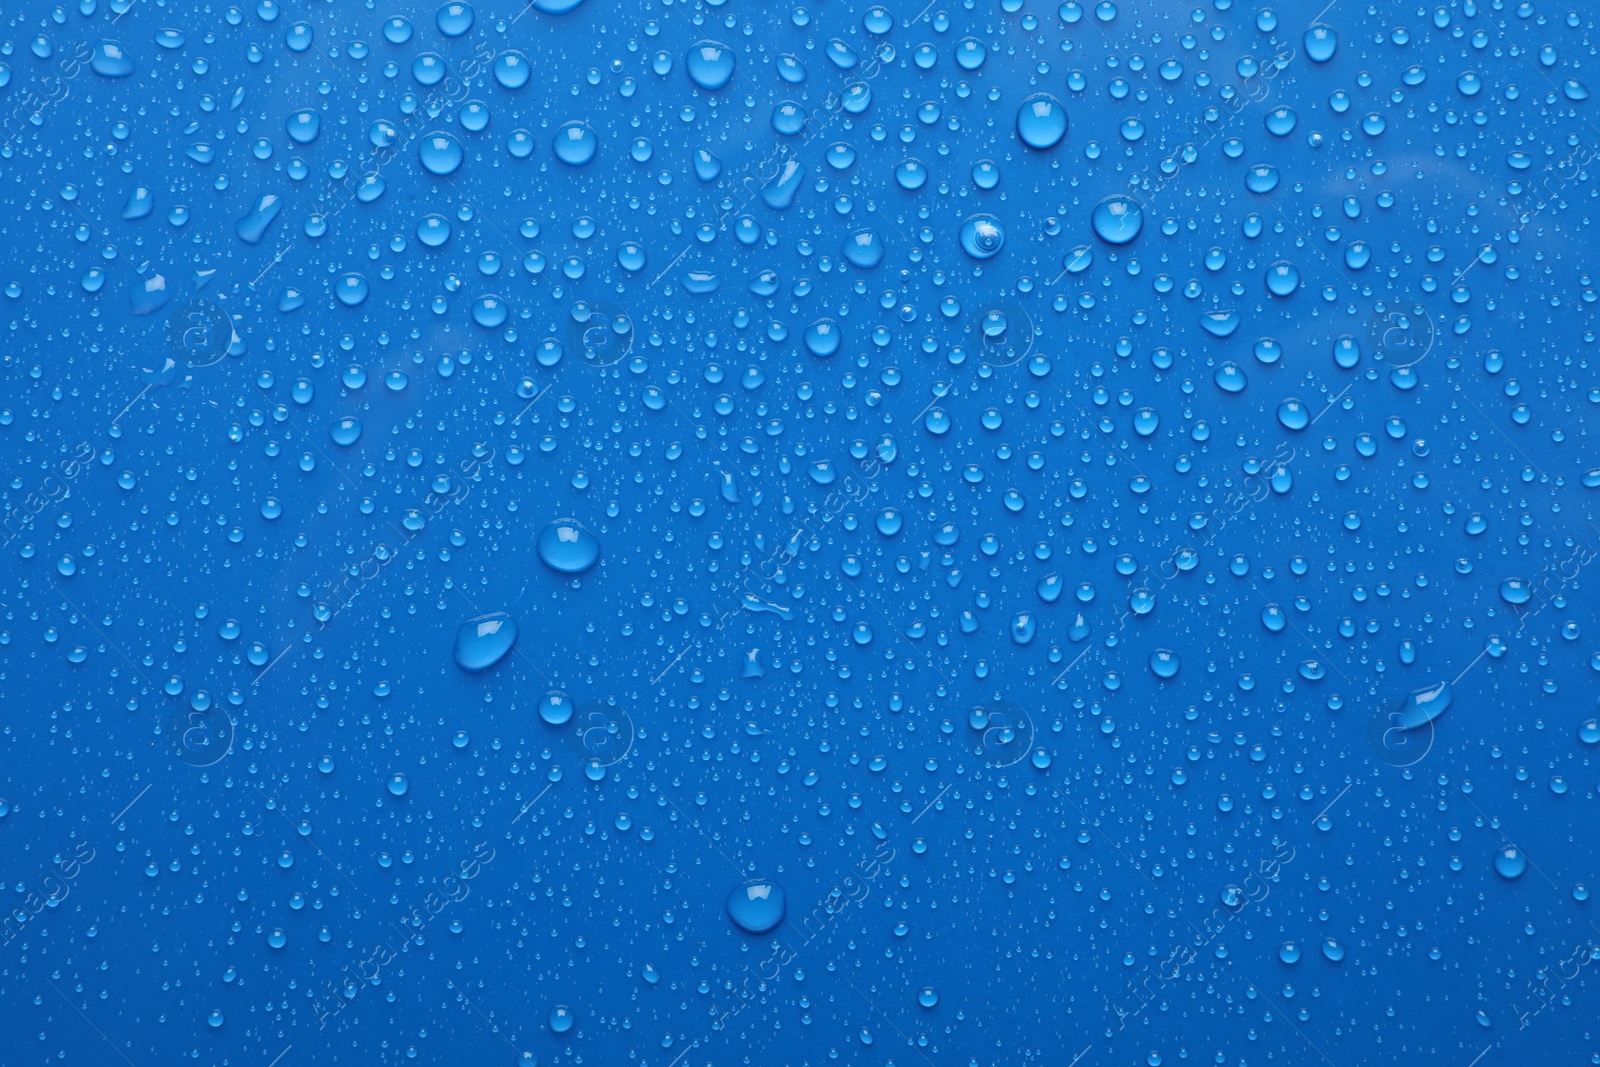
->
[494, 51, 530, 89]
[122, 185, 154, 220]
[761, 158, 805, 209]
[693, 146, 722, 182]
[1213, 362, 1248, 393]
[1245, 164, 1279, 193]
[91, 40, 134, 77]
[959, 213, 1005, 259]
[554, 121, 598, 166]
[538, 518, 601, 574]
[686, 41, 736, 90]
[472, 295, 509, 328]
[1493, 846, 1527, 880]
[1149, 649, 1180, 679]
[1394, 681, 1452, 730]
[1090, 194, 1142, 244]
[1016, 92, 1068, 149]
[804, 318, 841, 357]
[419, 132, 464, 175]
[436, 2, 474, 37]
[286, 109, 321, 145]
[130, 273, 172, 316]
[1499, 577, 1531, 606]
[842, 229, 885, 269]
[236, 193, 282, 244]
[329, 417, 362, 446]
[539, 690, 573, 725]
[726, 881, 786, 934]
[1303, 25, 1338, 63]
[1201, 310, 1240, 338]
[334, 273, 369, 307]
[1265, 260, 1300, 296]
[453, 612, 518, 673]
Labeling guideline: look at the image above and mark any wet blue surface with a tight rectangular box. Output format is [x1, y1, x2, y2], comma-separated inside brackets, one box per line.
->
[1, 1, 1599, 1065]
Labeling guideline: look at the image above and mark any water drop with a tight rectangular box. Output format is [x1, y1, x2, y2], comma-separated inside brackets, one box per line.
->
[334, 273, 369, 307]
[1090, 194, 1142, 244]
[329, 417, 362, 446]
[1016, 92, 1068, 149]
[726, 881, 787, 934]
[1493, 846, 1527, 880]
[419, 132, 464, 175]
[436, 2, 474, 37]
[538, 518, 601, 574]
[1149, 649, 1180, 679]
[804, 319, 841, 357]
[842, 229, 885, 269]
[539, 690, 574, 725]
[959, 213, 1005, 259]
[286, 109, 320, 145]
[1303, 25, 1337, 63]
[686, 41, 736, 90]
[91, 40, 134, 77]
[236, 193, 282, 244]
[1213, 362, 1247, 393]
[554, 121, 598, 166]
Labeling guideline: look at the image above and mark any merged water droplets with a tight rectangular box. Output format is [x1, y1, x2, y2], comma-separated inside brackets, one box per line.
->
[236, 194, 281, 244]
